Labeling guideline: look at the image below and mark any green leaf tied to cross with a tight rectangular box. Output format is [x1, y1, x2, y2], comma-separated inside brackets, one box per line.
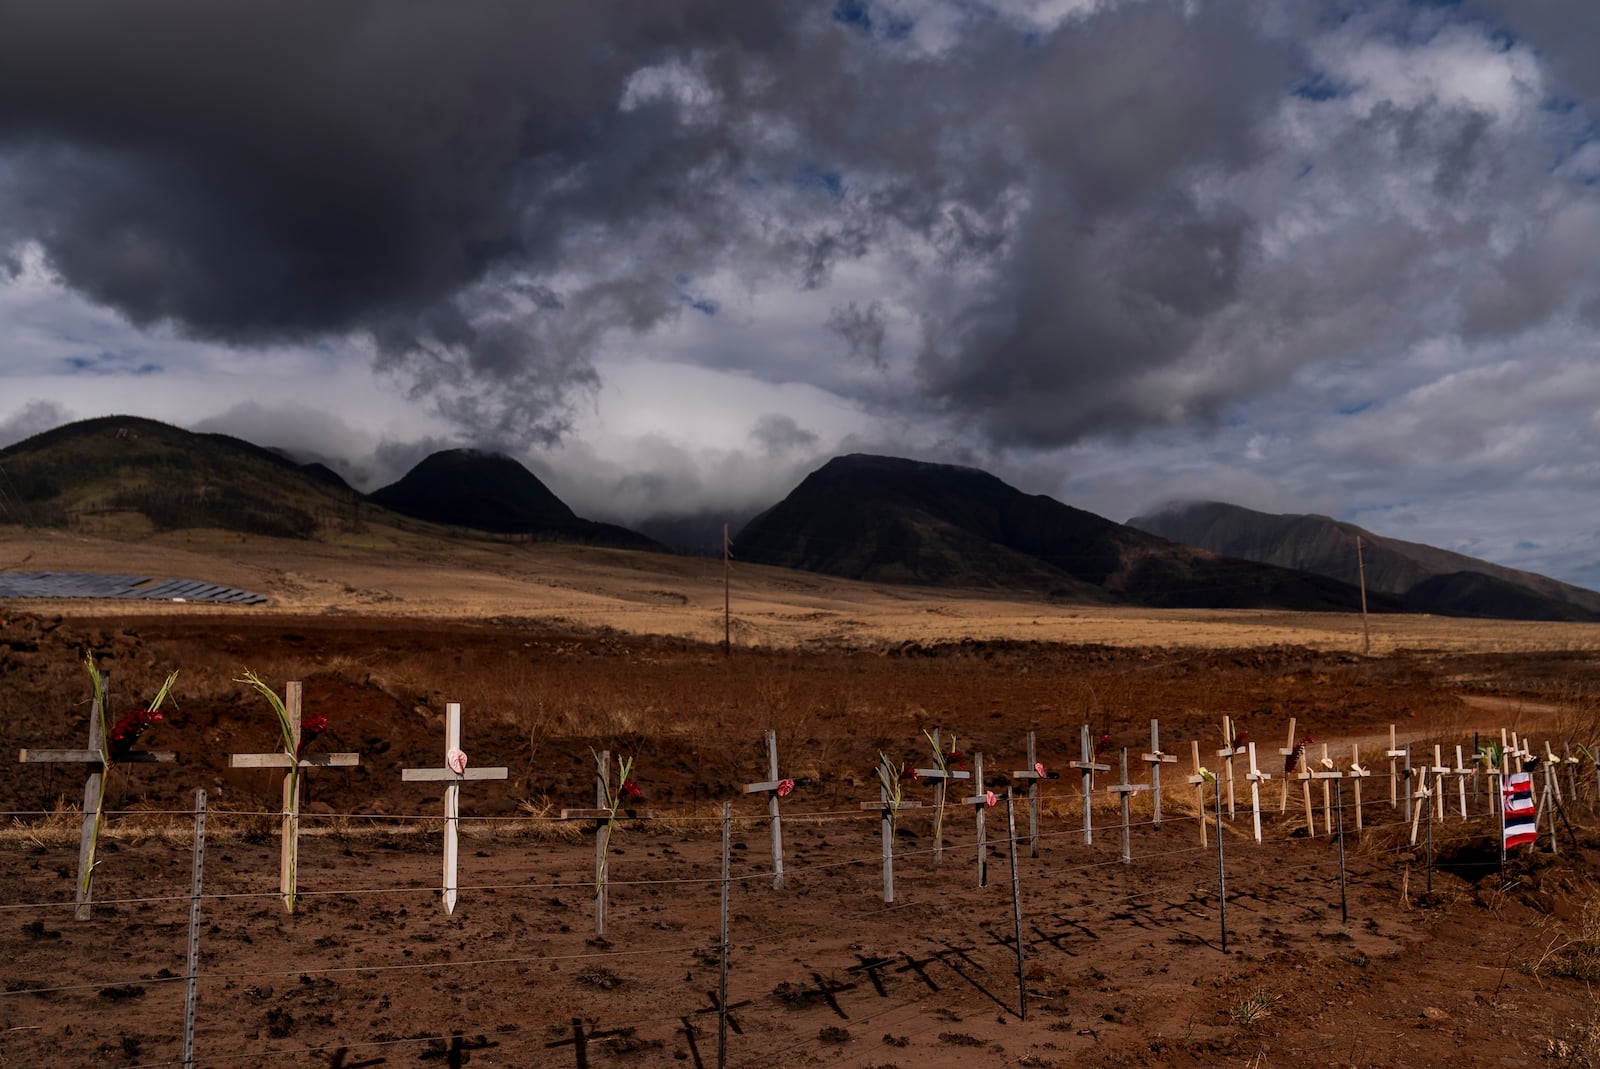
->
[229, 673, 360, 912]
[19, 654, 177, 920]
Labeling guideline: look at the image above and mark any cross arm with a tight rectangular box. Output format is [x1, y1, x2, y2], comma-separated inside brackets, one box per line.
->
[1142, 752, 1178, 764]
[912, 768, 970, 780]
[402, 767, 509, 782]
[21, 748, 105, 763]
[230, 753, 361, 769]
[1068, 760, 1110, 773]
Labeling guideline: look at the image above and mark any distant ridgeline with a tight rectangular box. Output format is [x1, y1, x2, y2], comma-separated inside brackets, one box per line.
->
[2, 418, 1591, 621]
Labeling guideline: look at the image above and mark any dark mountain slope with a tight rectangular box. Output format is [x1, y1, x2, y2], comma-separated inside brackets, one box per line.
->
[1129, 501, 1600, 622]
[734, 455, 1389, 611]
[370, 449, 659, 550]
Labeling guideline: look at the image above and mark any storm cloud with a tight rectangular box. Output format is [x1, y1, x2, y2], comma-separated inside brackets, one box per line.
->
[5, 0, 1600, 584]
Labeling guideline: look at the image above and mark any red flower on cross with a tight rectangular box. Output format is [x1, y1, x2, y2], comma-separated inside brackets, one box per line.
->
[108, 708, 163, 758]
[296, 714, 329, 759]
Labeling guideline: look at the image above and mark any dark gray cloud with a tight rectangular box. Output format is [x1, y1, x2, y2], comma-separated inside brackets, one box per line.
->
[749, 413, 820, 456]
[6, 0, 1600, 485]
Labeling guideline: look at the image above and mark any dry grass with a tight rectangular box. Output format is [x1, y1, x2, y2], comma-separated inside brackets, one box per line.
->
[9, 524, 1600, 654]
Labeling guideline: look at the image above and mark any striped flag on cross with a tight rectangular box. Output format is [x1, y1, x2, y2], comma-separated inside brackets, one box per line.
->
[1503, 771, 1538, 849]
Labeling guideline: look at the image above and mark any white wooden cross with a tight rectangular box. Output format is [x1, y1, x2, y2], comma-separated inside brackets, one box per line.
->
[1243, 742, 1271, 844]
[1310, 751, 1344, 840]
[1277, 717, 1298, 813]
[1107, 748, 1149, 863]
[743, 728, 800, 890]
[400, 702, 507, 915]
[1407, 751, 1432, 846]
[1215, 716, 1248, 820]
[559, 750, 653, 935]
[1450, 745, 1472, 819]
[1318, 744, 1338, 832]
[228, 681, 360, 913]
[1348, 744, 1371, 830]
[1141, 719, 1177, 829]
[914, 728, 970, 862]
[960, 751, 997, 887]
[1429, 745, 1451, 822]
[1186, 739, 1208, 847]
[1543, 741, 1566, 808]
[1296, 758, 1317, 837]
[1010, 730, 1045, 857]
[1068, 725, 1110, 845]
[19, 672, 176, 920]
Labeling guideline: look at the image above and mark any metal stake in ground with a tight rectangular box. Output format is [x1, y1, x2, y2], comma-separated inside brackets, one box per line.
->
[1108, 748, 1149, 863]
[961, 751, 997, 887]
[743, 729, 799, 890]
[182, 789, 206, 1069]
[1004, 790, 1027, 1022]
[559, 750, 655, 936]
[1069, 725, 1109, 845]
[1142, 719, 1177, 829]
[1211, 771, 1227, 954]
[1334, 777, 1349, 925]
[718, 801, 731, 1069]
[228, 681, 361, 913]
[1244, 742, 1271, 844]
[400, 702, 508, 915]
[19, 670, 178, 920]
[1010, 731, 1045, 857]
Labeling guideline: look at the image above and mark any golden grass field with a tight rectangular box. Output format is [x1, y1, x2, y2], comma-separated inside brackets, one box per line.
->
[8, 524, 1600, 655]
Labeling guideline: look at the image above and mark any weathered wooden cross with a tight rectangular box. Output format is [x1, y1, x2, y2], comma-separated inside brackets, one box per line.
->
[743, 728, 799, 890]
[860, 757, 923, 904]
[1186, 740, 1208, 847]
[228, 681, 360, 913]
[19, 671, 176, 920]
[559, 750, 653, 936]
[1141, 719, 1177, 829]
[1385, 725, 1404, 810]
[1107, 748, 1149, 862]
[1243, 741, 1271, 844]
[399, 702, 507, 915]
[1348, 744, 1371, 829]
[1215, 716, 1248, 820]
[960, 751, 997, 886]
[1310, 751, 1344, 840]
[1429, 745, 1451, 822]
[1449, 744, 1472, 819]
[1068, 725, 1110, 845]
[915, 728, 970, 862]
[1010, 730, 1046, 856]
[1277, 717, 1299, 813]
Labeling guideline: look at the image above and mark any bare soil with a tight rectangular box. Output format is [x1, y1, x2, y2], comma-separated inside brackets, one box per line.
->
[5, 529, 1600, 1068]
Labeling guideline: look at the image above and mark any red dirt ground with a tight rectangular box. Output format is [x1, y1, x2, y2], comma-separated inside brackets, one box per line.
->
[4, 608, 1600, 1068]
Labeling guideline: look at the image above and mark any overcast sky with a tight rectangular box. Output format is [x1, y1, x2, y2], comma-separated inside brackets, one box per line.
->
[2, 0, 1599, 588]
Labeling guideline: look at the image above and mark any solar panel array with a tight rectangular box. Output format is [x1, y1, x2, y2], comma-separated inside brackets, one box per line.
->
[0, 572, 268, 604]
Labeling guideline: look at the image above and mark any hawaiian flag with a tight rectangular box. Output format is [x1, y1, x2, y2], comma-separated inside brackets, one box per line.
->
[1503, 771, 1538, 849]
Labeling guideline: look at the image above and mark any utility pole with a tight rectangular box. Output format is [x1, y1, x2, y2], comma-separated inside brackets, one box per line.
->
[723, 523, 731, 656]
[1356, 534, 1370, 656]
